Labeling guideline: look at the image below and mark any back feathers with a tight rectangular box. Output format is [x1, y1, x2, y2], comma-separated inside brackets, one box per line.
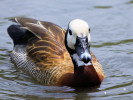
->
[8, 17, 73, 70]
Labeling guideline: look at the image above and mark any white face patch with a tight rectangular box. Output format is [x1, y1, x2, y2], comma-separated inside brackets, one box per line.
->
[67, 30, 76, 50]
[88, 33, 91, 43]
[66, 19, 91, 50]
[71, 53, 92, 67]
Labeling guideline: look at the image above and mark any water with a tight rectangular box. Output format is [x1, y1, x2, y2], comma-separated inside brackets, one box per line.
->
[0, 0, 133, 99]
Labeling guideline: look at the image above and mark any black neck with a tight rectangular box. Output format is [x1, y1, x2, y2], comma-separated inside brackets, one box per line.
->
[65, 30, 78, 69]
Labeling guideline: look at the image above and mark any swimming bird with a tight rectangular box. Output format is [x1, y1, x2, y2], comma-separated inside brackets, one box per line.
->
[7, 17, 105, 87]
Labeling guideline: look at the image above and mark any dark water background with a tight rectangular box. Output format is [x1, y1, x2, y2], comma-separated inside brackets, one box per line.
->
[0, 0, 133, 99]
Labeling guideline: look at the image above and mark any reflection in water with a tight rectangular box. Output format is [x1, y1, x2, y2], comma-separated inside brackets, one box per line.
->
[127, 0, 133, 4]
[92, 39, 133, 48]
[0, 49, 10, 63]
[94, 6, 112, 9]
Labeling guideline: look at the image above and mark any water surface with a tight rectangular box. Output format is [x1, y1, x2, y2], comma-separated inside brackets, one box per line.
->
[0, 0, 133, 99]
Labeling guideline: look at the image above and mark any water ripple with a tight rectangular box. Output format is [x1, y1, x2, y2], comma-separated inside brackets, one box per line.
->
[92, 39, 133, 48]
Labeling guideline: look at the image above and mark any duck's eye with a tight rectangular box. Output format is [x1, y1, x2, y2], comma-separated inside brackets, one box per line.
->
[89, 28, 90, 32]
[69, 29, 72, 35]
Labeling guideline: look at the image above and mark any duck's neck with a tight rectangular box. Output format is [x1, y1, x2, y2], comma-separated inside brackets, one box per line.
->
[65, 32, 91, 70]
[64, 34, 101, 87]
[73, 65, 101, 86]
[58, 63, 102, 87]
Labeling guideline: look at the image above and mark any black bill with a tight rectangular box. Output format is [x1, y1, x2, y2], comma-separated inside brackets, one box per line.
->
[75, 36, 92, 64]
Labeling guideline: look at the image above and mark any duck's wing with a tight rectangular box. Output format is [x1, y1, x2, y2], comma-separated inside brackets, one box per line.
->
[10, 17, 73, 70]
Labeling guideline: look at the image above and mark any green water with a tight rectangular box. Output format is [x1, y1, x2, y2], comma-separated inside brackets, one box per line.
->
[0, 0, 133, 99]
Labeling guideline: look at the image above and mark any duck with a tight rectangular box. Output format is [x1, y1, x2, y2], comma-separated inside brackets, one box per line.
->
[7, 17, 105, 87]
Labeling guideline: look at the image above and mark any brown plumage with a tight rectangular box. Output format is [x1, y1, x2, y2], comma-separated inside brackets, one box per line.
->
[8, 17, 105, 87]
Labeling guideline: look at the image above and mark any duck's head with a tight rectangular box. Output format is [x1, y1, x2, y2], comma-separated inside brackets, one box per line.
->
[65, 19, 92, 67]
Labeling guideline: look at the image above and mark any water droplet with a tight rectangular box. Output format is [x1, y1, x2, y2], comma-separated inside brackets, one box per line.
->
[104, 91, 107, 95]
